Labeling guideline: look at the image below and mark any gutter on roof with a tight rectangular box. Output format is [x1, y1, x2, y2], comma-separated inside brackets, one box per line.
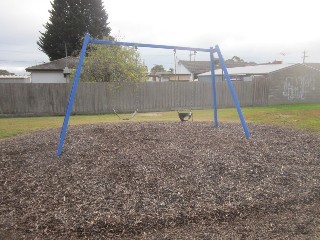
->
[26, 69, 64, 72]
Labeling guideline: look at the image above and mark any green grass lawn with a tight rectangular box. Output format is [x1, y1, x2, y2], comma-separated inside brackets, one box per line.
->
[0, 103, 319, 139]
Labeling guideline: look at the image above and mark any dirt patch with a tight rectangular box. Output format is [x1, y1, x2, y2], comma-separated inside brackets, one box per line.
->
[137, 113, 161, 117]
[1, 122, 320, 239]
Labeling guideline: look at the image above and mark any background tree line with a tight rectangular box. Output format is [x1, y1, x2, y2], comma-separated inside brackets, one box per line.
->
[38, 0, 147, 82]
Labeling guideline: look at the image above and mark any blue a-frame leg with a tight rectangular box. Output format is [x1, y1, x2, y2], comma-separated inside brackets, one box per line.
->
[215, 45, 250, 138]
[56, 33, 250, 156]
[56, 33, 90, 156]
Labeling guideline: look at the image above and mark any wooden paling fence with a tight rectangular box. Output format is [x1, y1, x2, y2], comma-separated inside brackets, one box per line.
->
[0, 79, 270, 116]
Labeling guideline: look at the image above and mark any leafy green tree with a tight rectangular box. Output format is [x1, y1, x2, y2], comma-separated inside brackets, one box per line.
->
[79, 41, 148, 82]
[225, 56, 245, 63]
[150, 65, 165, 74]
[38, 0, 111, 61]
[231, 56, 244, 62]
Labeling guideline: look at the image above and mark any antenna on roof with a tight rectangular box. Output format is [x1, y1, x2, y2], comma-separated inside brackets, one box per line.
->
[302, 50, 309, 63]
[189, 50, 196, 61]
[174, 49, 177, 80]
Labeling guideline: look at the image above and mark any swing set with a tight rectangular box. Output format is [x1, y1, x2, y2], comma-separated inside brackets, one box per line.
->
[56, 33, 250, 156]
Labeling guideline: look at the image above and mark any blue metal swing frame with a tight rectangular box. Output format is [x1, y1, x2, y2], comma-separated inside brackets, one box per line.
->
[56, 33, 250, 156]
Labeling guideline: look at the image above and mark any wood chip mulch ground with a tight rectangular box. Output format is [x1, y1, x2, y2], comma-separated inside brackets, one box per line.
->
[0, 122, 320, 239]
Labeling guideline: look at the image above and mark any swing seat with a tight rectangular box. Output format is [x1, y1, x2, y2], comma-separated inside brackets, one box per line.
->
[178, 111, 193, 121]
[113, 109, 138, 121]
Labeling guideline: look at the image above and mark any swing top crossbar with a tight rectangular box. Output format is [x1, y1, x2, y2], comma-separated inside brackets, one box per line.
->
[90, 39, 213, 53]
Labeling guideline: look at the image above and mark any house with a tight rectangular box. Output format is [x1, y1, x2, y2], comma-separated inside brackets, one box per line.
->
[0, 75, 31, 83]
[0, 69, 31, 83]
[198, 63, 303, 82]
[198, 63, 320, 104]
[0, 70, 14, 75]
[176, 60, 257, 81]
[149, 72, 191, 82]
[176, 61, 214, 81]
[26, 56, 78, 83]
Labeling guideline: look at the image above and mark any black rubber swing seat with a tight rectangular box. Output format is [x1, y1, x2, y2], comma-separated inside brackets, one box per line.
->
[178, 111, 193, 121]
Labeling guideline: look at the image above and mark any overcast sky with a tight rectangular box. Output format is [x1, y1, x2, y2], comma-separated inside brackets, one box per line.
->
[0, 0, 319, 74]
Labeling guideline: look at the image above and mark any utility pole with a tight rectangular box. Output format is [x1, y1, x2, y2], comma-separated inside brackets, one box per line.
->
[189, 51, 196, 61]
[302, 50, 309, 63]
[174, 49, 177, 80]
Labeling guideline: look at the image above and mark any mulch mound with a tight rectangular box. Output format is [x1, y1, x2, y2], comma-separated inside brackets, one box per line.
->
[0, 122, 320, 239]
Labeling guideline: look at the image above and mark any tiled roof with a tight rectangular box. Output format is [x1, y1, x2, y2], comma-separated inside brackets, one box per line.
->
[303, 63, 320, 71]
[199, 63, 298, 76]
[179, 61, 213, 74]
[179, 60, 257, 74]
[155, 72, 190, 76]
[219, 62, 257, 69]
[0, 70, 14, 75]
[26, 56, 78, 71]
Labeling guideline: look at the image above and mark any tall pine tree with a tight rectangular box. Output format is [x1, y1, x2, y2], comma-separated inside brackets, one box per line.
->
[38, 0, 111, 61]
